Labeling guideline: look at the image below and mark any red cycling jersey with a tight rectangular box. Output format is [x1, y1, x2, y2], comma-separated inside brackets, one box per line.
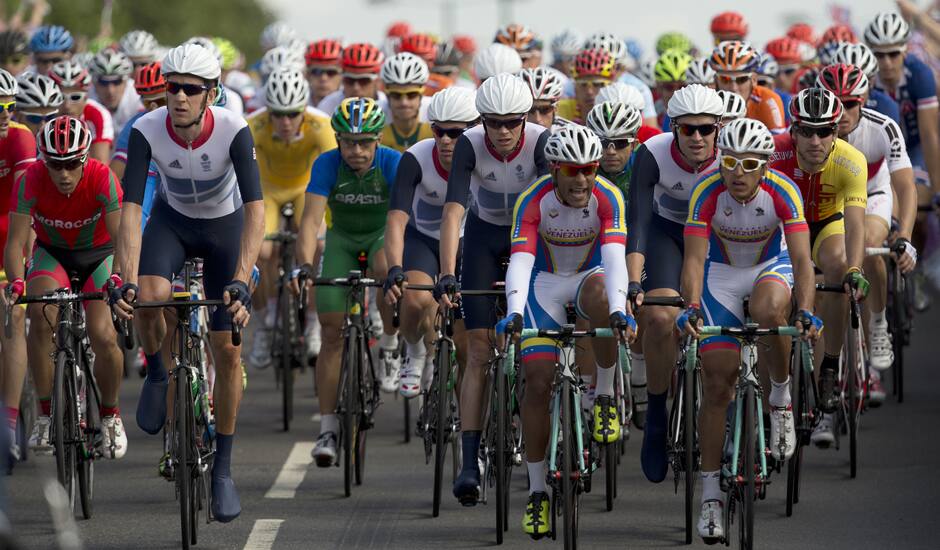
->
[12, 158, 122, 250]
[0, 122, 37, 268]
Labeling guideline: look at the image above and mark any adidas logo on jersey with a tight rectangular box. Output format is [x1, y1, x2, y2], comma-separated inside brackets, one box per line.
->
[484, 171, 497, 181]
[426, 190, 439, 199]
[755, 207, 765, 216]
[672, 182, 683, 191]
[169, 159, 182, 169]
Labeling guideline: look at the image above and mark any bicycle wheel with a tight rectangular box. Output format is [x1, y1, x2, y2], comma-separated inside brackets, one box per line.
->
[847, 326, 860, 479]
[786, 347, 804, 517]
[53, 350, 76, 512]
[892, 269, 905, 403]
[176, 366, 193, 550]
[403, 396, 411, 444]
[432, 338, 451, 518]
[682, 367, 696, 544]
[604, 439, 617, 512]
[342, 326, 360, 497]
[495, 357, 510, 542]
[561, 378, 579, 550]
[355, 333, 372, 486]
[78, 358, 97, 520]
[279, 287, 295, 432]
[738, 386, 756, 550]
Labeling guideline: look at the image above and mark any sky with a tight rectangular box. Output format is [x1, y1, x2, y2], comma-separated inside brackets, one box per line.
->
[262, 0, 910, 59]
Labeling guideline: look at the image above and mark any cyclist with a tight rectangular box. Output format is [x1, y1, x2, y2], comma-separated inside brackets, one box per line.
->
[519, 66, 570, 132]
[436, 73, 550, 505]
[626, 84, 723, 483]
[473, 42, 522, 83]
[655, 31, 693, 56]
[119, 30, 160, 68]
[680, 117, 820, 543]
[686, 57, 717, 88]
[316, 43, 389, 119]
[717, 89, 748, 120]
[380, 53, 433, 152]
[582, 32, 659, 127]
[549, 28, 582, 94]
[710, 40, 786, 134]
[769, 88, 869, 444]
[585, 101, 642, 198]
[88, 48, 141, 135]
[111, 43, 262, 522]
[654, 48, 694, 130]
[4, 116, 126, 459]
[556, 48, 616, 124]
[494, 24, 541, 69]
[765, 37, 804, 98]
[13, 72, 62, 135]
[833, 42, 902, 125]
[499, 125, 637, 538]
[293, 97, 401, 464]
[398, 33, 451, 95]
[48, 60, 114, 163]
[246, 69, 336, 369]
[305, 39, 344, 107]
[29, 25, 73, 75]
[385, 86, 480, 397]
[710, 11, 748, 44]
[429, 40, 461, 95]
[0, 30, 30, 76]
[451, 34, 477, 88]
[595, 82, 662, 143]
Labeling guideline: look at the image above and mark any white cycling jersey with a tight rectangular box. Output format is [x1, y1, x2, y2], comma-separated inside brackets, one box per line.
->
[844, 108, 912, 194]
[391, 138, 465, 240]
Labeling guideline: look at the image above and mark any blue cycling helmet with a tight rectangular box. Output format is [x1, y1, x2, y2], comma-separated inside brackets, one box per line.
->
[624, 38, 644, 64]
[30, 25, 74, 53]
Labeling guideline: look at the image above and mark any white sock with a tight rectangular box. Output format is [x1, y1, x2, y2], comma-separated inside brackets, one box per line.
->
[595, 362, 616, 398]
[405, 338, 427, 362]
[870, 309, 887, 330]
[320, 414, 339, 436]
[769, 377, 791, 408]
[264, 297, 277, 327]
[630, 351, 647, 386]
[306, 310, 319, 329]
[527, 460, 546, 494]
[701, 470, 721, 502]
[379, 332, 398, 351]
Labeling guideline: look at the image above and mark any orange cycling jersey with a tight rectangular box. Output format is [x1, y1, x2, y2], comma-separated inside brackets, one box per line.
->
[747, 85, 787, 133]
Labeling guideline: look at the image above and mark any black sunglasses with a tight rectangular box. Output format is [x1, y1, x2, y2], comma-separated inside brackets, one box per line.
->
[46, 157, 85, 171]
[271, 110, 303, 119]
[431, 124, 468, 139]
[873, 50, 904, 59]
[310, 67, 341, 77]
[388, 91, 422, 100]
[167, 81, 212, 96]
[601, 138, 634, 150]
[482, 116, 526, 130]
[528, 105, 555, 116]
[675, 123, 718, 137]
[794, 125, 836, 139]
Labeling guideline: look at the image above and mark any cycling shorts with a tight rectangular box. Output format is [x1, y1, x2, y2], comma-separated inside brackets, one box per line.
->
[402, 224, 462, 279]
[459, 213, 510, 330]
[519, 267, 603, 365]
[641, 216, 684, 292]
[700, 254, 793, 353]
[27, 243, 113, 295]
[316, 227, 385, 314]
[866, 190, 892, 230]
[263, 185, 306, 237]
[807, 213, 844, 265]
[139, 200, 244, 331]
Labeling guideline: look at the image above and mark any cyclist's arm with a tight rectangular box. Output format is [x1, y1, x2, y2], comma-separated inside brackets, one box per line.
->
[3, 213, 31, 283]
[505, 252, 535, 316]
[230, 127, 264, 284]
[89, 142, 111, 164]
[506, 185, 542, 315]
[917, 105, 940, 194]
[534, 130, 550, 176]
[109, 158, 126, 180]
[890, 167, 917, 239]
[114, 128, 152, 281]
[297, 193, 328, 267]
[679, 234, 707, 307]
[843, 162, 868, 270]
[625, 145, 658, 284]
[441, 136, 475, 275]
[597, 180, 629, 314]
[386, 152, 421, 268]
[786, 228, 815, 313]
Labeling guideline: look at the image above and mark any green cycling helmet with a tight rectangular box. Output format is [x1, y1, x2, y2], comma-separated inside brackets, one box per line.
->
[655, 48, 693, 83]
[212, 37, 244, 71]
[655, 32, 692, 55]
[332, 97, 386, 134]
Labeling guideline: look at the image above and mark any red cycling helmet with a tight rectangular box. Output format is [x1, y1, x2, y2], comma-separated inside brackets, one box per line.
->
[710, 11, 748, 38]
[452, 34, 477, 55]
[398, 33, 438, 64]
[342, 42, 384, 74]
[819, 24, 858, 46]
[134, 61, 166, 97]
[765, 37, 803, 65]
[305, 39, 343, 67]
[38, 115, 92, 161]
[573, 48, 615, 79]
[386, 21, 412, 39]
[787, 23, 817, 45]
[816, 63, 869, 98]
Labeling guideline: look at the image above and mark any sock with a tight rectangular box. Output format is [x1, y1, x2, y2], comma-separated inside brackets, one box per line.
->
[264, 297, 277, 327]
[701, 470, 721, 502]
[527, 460, 546, 494]
[99, 404, 120, 418]
[213, 433, 234, 479]
[595, 362, 616, 398]
[379, 332, 398, 351]
[821, 353, 839, 373]
[630, 352, 647, 386]
[145, 352, 167, 382]
[461, 431, 481, 475]
[405, 338, 427, 362]
[5, 406, 18, 430]
[769, 377, 791, 408]
[306, 310, 319, 329]
[646, 391, 667, 432]
[320, 413, 339, 436]
[39, 398, 51, 417]
[869, 309, 887, 330]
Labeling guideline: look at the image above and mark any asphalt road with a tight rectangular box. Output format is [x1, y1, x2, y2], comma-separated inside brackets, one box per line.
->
[5, 305, 940, 550]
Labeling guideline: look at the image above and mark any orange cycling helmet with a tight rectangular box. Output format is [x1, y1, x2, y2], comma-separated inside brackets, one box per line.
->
[452, 34, 477, 55]
[708, 40, 759, 72]
[786, 23, 816, 45]
[387, 22, 412, 39]
[494, 24, 538, 52]
[398, 33, 438, 64]
[134, 61, 166, 96]
[342, 42, 384, 74]
[765, 37, 803, 65]
[819, 24, 857, 46]
[710, 11, 748, 38]
[573, 48, 615, 79]
[306, 39, 343, 67]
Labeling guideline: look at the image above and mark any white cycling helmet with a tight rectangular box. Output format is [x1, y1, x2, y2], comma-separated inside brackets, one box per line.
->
[551, 28, 584, 60]
[473, 43, 522, 81]
[519, 67, 564, 101]
[834, 43, 879, 78]
[585, 101, 641, 139]
[595, 81, 646, 111]
[666, 83, 724, 119]
[864, 12, 911, 47]
[545, 124, 602, 164]
[15, 73, 63, 109]
[49, 60, 91, 89]
[120, 30, 159, 60]
[716, 90, 747, 120]
[585, 32, 628, 63]
[71, 52, 94, 69]
[475, 72, 533, 115]
[0, 68, 17, 96]
[89, 48, 133, 77]
[260, 45, 305, 79]
[264, 69, 309, 111]
[380, 52, 429, 86]
[717, 118, 774, 156]
[638, 58, 657, 88]
[261, 22, 297, 51]
[427, 86, 480, 123]
[686, 57, 716, 85]
[162, 43, 222, 81]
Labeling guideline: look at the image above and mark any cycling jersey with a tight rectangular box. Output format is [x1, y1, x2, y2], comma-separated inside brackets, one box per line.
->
[555, 100, 586, 124]
[123, 106, 262, 219]
[599, 157, 634, 204]
[91, 82, 142, 134]
[0, 122, 37, 269]
[12, 158, 122, 249]
[112, 110, 158, 227]
[82, 99, 115, 145]
[390, 138, 461, 240]
[775, 88, 793, 123]
[380, 122, 434, 152]
[770, 135, 868, 222]
[747, 85, 787, 133]
[248, 107, 336, 192]
[844, 108, 912, 193]
[686, 169, 808, 266]
[874, 54, 939, 151]
[866, 88, 902, 125]
[561, 73, 658, 120]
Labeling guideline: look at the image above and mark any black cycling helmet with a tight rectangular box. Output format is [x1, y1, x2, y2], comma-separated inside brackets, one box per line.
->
[0, 30, 30, 59]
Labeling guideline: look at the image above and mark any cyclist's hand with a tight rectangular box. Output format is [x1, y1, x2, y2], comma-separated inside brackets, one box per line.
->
[289, 263, 315, 296]
[842, 268, 870, 302]
[495, 312, 523, 349]
[1, 278, 24, 308]
[384, 265, 406, 305]
[795, 308, 823, 342]
[223, 279, 251, 328]
[628, 281, 644, 309]
[891, 237, 917, 274]
[434, 274, 459, 309]
[675, 305, 703, 338]
[108, 274, 138, 321]
[609, 311, 637, 344]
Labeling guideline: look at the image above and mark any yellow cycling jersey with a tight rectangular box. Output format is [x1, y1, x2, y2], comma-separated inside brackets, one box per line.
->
[380, 122, 434, 153]
[555, 99, 583, 124]
[247, 107, 337, 193]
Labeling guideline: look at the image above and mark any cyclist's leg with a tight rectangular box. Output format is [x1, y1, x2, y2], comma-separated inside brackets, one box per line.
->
[399, 226, 442, 395]
[248, 194, 281, 368]
[576, 269, 622, 443]
[367, 230, 398, 344]
[0, 277, 26, 451]
[813, 217, 848, 408]
[863, 207, 892, 370]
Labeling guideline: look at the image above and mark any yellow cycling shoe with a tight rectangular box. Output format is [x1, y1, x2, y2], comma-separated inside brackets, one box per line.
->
[522, 491, 550, 539]
[593, 395, 621, 444]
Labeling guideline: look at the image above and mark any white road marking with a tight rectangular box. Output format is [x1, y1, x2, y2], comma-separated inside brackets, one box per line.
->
[264, 442, 314, 499]
[243, 519, 284, 550]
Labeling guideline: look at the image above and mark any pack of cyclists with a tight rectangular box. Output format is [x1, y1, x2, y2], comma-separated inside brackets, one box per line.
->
[0, 5, 938, 546]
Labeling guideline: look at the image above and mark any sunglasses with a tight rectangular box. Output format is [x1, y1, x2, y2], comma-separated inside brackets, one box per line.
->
[65, 91, 87, 103]
[576, 79, 611, 88]
[431, 124, 468, 139]
[271, 110, 303, 119]
[310, 67, 341, 77]
[35, 56, 65, 66]
[719, 155, 766, 172]
[482, 116, 526, 130]
[717, 74, 752, 85]
[338, 136, 379, 146]
[21, 111, 58, 124]
[388, 91, 422, 100]
[779, 66, 800, 76]
[46, 156, 85, 171]
[873, 50, 904, 59]
[555, 162, 599, 178]
[96, 77, 125, 87]
[841, 98, 863, 109]
[528, 105, 555, 116]
[675, 123, 718, 137]
[342, 76, 377, 87]
[601, 137, 634, 150]
[0, 101, 14, 114]
[794, 125, 836, 139]
[167, 81, 212, 96]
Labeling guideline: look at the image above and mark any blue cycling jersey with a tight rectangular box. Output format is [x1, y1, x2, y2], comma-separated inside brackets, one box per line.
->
[113, 111, 159, 228]
[866, 88, 902, 126]
[874, 55, 938, 152]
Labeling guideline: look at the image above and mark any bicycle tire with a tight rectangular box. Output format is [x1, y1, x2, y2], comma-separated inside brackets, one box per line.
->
[280, 287, 295, 432]
[683, 368, 696, 544]
[177, 365, 193, 550]
[53, 350, 76, 512]
[432, 338, 451, 518]
[403, 397, 411, 443]
[893, 269, 905, 403]
[355, 333, 372, 486]
[343, 325, 359, 497]
[847, 325, 860, 479]
[78, 355, 97, 520]
[561, 378, 579, 550]
[495, 356, 509, 543]
[604, 440, 617, 512]
[739, 385, 756, 550]
[786, 346, 803, 517]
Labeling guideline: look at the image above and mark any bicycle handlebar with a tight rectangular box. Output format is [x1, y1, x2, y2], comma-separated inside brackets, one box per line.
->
[636, 296, 686, 308]
[698, 325, 800, 338]
[519, 327, 615, 339]
[133, 299, 240, 345]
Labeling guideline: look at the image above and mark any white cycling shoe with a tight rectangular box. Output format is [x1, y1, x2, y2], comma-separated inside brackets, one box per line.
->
[811, 413, 835, 448]
[28, 415, 53, 455]
[304, 321, 321, 359]
[769, 405, 795, 461]
[247, 326, 274, 370]
[101, 415, 128, 459]
[379, 347, 402, 393]
[399, 355, 425, 398]
[868, 323, 894, 371]
[312, 432, 337, 468]
[697, 500, 724, 544]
